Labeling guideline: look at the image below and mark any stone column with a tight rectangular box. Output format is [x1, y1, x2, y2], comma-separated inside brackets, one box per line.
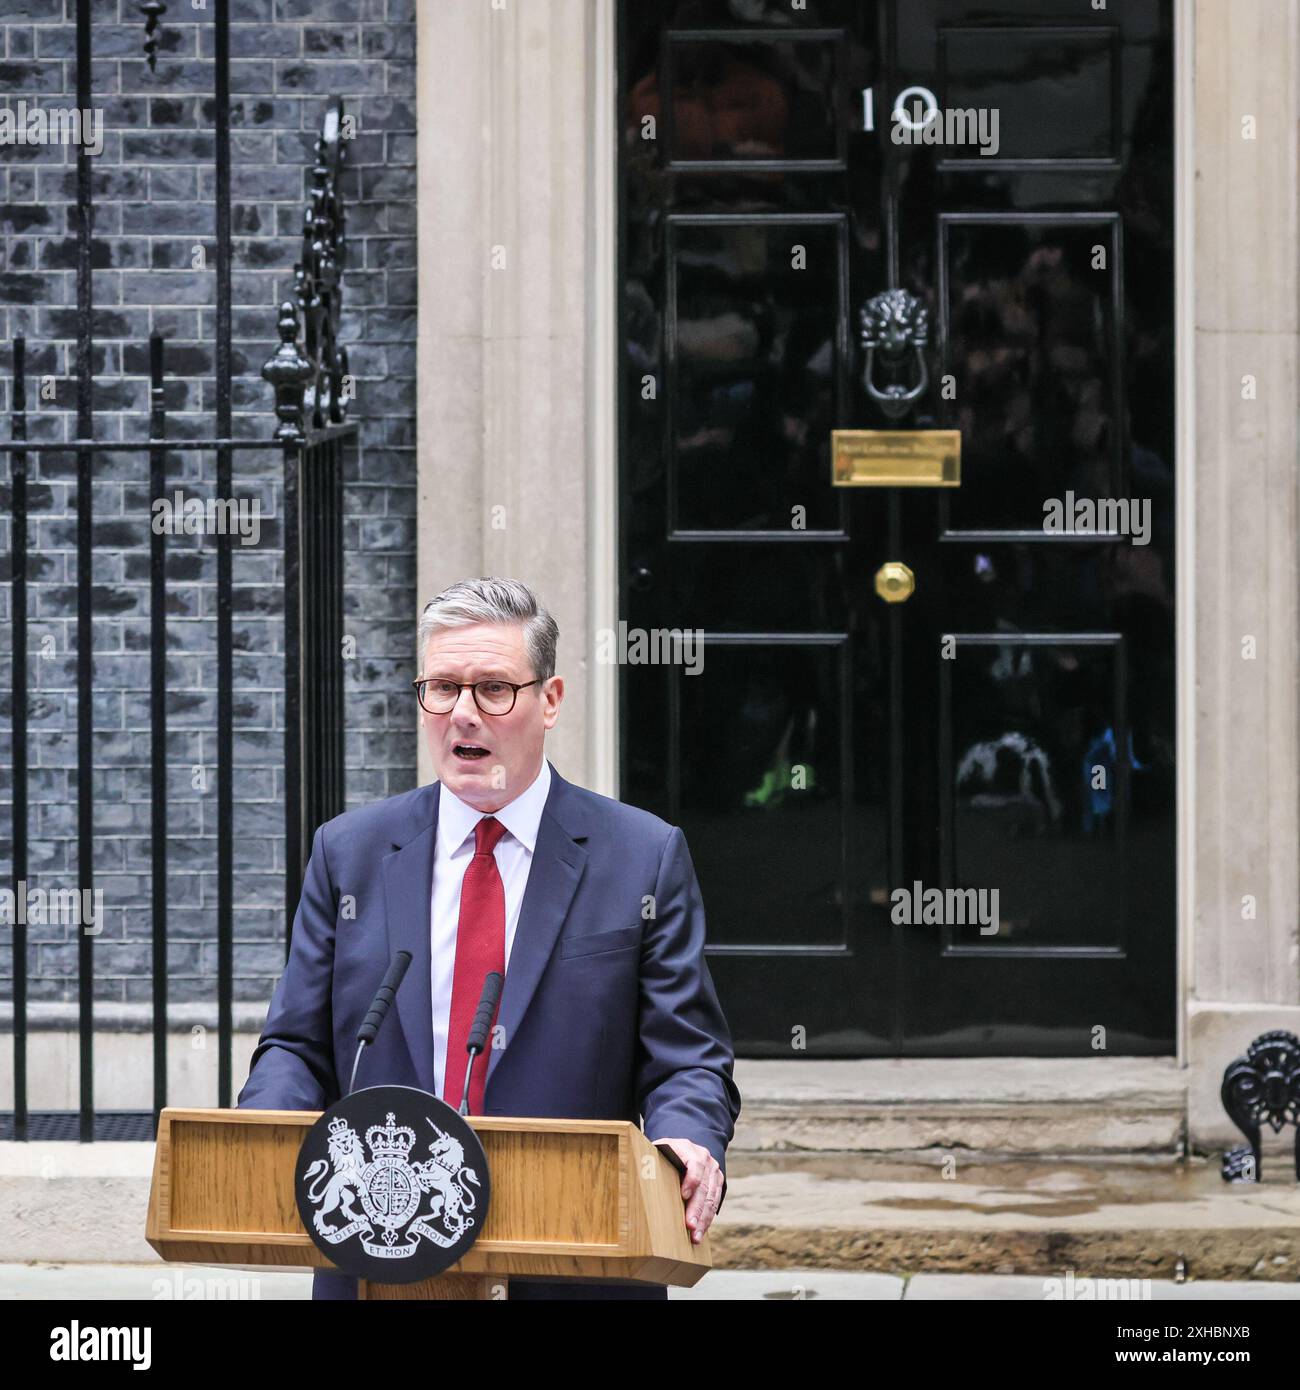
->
[1187, 0, 1300, 1143]
[415, 0, 617, 792]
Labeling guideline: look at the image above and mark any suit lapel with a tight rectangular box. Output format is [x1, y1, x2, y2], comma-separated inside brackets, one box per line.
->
[384, 783, 440, 1094]
[486, 764, 588, 1088]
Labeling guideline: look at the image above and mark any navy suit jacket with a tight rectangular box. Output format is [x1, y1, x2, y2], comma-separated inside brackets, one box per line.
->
[238, 761, 741, 1300]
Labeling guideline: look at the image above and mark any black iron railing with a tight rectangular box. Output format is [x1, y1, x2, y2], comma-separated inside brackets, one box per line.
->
[0, 2, 351, 1140]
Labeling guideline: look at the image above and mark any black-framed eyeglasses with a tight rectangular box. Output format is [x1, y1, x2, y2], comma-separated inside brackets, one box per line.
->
[413, 677, 541, 716]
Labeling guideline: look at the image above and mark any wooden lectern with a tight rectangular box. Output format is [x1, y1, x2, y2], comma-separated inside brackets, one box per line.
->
[146, 1107, 712, 1299]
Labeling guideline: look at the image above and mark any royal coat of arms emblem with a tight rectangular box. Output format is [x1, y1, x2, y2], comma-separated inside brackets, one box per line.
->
[295, 1085, 491, 1283]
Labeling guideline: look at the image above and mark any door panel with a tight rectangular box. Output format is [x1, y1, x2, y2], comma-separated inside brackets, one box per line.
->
[664, 30, 846, 166]
[668, 216, 847, 533]
[619, 0, 1175, 1057]
[940, 216, 1125, 530]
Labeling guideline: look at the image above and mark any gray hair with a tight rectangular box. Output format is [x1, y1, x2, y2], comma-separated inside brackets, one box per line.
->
[417, 577, 559, 681]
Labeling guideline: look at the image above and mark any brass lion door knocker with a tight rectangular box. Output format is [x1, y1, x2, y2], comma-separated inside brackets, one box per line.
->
[859, 287, 929, 421]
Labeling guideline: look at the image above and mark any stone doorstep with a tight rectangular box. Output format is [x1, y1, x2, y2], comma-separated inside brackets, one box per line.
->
[733, 1104, 1185, 1155]
[730, 1057, 1189, 1155]
[712, 1153, 1300, 1283]
[711, 1226, 1300, 1284]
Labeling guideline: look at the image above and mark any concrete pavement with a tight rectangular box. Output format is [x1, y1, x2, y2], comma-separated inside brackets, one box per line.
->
[1, 1263, 1296, 1300]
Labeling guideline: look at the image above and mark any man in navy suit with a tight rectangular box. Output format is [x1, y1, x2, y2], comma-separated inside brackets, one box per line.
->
[239, 576, 741, 1300]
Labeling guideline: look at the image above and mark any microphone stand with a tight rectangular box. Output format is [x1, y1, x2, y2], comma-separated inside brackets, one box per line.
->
[348, 950, 412, 1094]
[458, 971, 504, 1116]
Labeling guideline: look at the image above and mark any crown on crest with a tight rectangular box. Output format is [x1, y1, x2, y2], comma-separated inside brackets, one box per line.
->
[327, 1115, 350, 1137]
[366, 1111, 416, 1160]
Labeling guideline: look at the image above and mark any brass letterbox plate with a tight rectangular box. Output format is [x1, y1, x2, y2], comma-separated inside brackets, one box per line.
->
[831, 429, 961, 487]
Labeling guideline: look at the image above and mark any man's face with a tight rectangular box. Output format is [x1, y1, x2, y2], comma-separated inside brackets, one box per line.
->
[419, 621, 563, 812]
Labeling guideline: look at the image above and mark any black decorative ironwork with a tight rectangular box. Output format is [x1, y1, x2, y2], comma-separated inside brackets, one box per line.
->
[139, 2, 167, 72]
[263, 301, 313, 445]
[858, 287, 930, 421]
[263, 97, 350, 444]
[1220, 1030, 1300, 1182]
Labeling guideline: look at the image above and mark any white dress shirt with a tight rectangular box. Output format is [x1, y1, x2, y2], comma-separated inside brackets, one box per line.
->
[430, 758, 552, 1100]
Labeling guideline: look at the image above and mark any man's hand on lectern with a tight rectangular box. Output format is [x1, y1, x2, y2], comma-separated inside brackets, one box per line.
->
[653, 1137, 724, 1244]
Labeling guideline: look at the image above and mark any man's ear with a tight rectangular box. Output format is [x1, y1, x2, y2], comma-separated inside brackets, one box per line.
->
[543, 675, 564, 728]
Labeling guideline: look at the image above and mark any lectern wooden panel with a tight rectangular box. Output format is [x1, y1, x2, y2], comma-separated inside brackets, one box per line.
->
[146, 1108, 711, 1299]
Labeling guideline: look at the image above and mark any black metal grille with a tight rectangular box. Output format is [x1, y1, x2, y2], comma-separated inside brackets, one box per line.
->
[0, 2, 350, 1140]
[0, 1110, 157, 1143]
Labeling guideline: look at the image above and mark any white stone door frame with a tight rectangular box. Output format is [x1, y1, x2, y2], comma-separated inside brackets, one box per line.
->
[1175, 0, 1195, 1071]
[1182, 0, 1300, 1139]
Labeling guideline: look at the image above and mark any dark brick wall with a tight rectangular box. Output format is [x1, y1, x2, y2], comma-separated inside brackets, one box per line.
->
[0, 0, 418, 1009]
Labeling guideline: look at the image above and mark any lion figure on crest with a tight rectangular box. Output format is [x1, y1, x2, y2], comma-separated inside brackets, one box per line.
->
[303, 1122, 370, 1240]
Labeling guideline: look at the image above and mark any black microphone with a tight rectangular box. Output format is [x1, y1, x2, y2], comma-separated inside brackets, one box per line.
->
[458, 971, 504, 1117]
[348, 950, 412, 1093]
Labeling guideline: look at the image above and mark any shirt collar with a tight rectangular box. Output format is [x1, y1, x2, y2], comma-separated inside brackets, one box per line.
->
[437, 757, 552, 857]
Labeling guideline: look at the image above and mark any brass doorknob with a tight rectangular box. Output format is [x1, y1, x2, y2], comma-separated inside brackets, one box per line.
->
[875, 561, 915, 603]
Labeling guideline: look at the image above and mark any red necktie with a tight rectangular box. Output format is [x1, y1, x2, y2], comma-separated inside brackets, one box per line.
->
[443, 815, 507, 1113]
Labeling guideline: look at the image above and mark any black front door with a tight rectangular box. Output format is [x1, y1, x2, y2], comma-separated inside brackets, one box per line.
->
[617, 0, 1175, 1056]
